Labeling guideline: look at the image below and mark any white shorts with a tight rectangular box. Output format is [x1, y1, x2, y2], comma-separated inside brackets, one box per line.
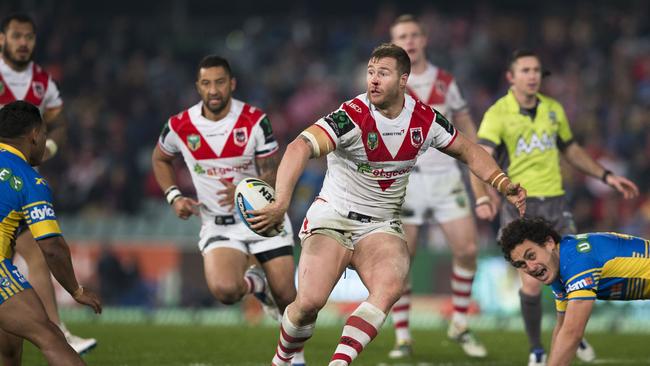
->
[298, 198, 405, 250]
[198, 215, 294, 255]
[402, 167, 471, 226]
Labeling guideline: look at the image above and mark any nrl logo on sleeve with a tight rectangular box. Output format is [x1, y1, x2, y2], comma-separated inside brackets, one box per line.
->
[367, 132, 378, 150]
[186, 134, 201, 151]
[233, 127, 248, 147]
[410, 127, 423, 147]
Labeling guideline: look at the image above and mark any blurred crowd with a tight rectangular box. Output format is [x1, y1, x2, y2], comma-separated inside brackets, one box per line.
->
[3, 0, 649, 236]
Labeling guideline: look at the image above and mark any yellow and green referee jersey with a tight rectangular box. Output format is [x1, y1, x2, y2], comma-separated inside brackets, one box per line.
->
[0, 143, 61, 260]
[550, 233, 650, 312]
[477, 90, 574, 197]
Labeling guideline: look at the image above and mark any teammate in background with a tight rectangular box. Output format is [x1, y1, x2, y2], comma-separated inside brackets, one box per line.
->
[151, 56, 306, 365]
[477, 49, 639, 365]
[500, 217, 650, 366]
[248, 43, 526, 366]
[388, 15, 494, 359]
[0, 13, 97, 354]
[0, 101, 101, 366]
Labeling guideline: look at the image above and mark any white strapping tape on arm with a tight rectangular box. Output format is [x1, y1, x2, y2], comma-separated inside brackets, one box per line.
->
[300, 130, 320, 157]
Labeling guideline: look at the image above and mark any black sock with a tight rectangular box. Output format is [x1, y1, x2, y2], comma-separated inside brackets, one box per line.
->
[519, 290, 543, 351]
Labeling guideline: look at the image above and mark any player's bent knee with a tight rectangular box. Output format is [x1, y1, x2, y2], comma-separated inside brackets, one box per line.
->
[208, 283, 245, 305]
[295, 293, 328, 317]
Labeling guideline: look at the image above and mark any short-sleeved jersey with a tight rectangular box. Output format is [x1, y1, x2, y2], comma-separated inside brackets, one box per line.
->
[158, 99, 278, 222]
[315, 93, 457, 220]
[0, 143, 61, 259]
[550, 233, 650, 312]
[406, 63, 468, 174]
[477, 90, 574, 197]
[0, 59, 63, 113]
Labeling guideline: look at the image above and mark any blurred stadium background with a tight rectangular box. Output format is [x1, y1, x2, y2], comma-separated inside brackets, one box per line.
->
[4, 0, 650, 364]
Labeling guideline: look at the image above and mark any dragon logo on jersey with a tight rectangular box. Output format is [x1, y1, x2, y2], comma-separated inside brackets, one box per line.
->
[233, 127, 248, 147]
[367, 132, 379, 150]
[32, 82, 45, 99]
[186, 134, 201, 151]
[410, 127, 423, 147]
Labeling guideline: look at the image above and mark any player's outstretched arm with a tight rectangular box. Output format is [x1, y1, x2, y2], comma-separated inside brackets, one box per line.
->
[248, 125, 333, 233]
[443, 132, 527, 216]
[548, 299, 593, 366]
[563, 143, 639, 199]
[36, 236, 102, 314]
[550, 311, 565, 358]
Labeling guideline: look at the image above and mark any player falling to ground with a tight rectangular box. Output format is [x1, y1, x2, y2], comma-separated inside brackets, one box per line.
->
[0, 12, 97, 353]
[388, 14, 495, 359]
[151, 56, 306, 365]
[500, 217, 650, 366]
[0, 101, 102, 366]
[247, 43, 526, 366]
[477, 49, 639, 366]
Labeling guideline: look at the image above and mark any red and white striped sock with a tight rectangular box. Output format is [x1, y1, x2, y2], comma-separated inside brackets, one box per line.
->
[391, 287, 412, 343]
[272, 311, 314, 366]
[450, 265, 475, 329]
[244, 273, 264, 294]
[329, 301, 386, 366]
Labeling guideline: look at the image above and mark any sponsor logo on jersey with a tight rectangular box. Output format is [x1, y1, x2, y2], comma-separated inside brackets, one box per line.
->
[193, 160, 254, 177]
[347, 100, 362, 113]
[577, 241, 591, 253]
[9, 176, 22, 191]
[549, 110, 557, 124]
[434, 111, 455, 135]
[567, 276, 593, 292]
[233, 127, 248, 147]
[32, 81, 45, 99]
[324, 110, 354, 138]
[35, 177, 46, 186]
[0, 167, 11, 182]
[367, 132, 378, 150]
[410, 127, 423, 147]
[356, 162, 412, 178]
[259, 117, 276, 144]
[514, 132, 556, 156]
[381, 129, 404, 137]
[187, 134, 201, 151]
[28, 204, 56, 222]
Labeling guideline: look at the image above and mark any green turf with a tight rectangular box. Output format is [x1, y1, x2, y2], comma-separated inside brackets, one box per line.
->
[21, 323, 650, 365]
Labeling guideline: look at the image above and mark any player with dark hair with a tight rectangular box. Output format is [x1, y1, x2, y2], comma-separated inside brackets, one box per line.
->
[477, 49, 639, 365]
[249, 43, 527, 366]
[500, 217, 650, 366]
[0, 12, 97, 353]
[0, 101, 101, 366]
[151, 55, 305, 365]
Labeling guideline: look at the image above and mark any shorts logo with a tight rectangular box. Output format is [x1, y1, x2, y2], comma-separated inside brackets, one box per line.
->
[233, 127, 248, 147]
[32, 81, 45, 99]
[410, 127, 423, 147]
[0, 277, 10, 288]
[577, 242, 591, 253]
[367, 132, 378, 151]
[186, 134, 201, 151]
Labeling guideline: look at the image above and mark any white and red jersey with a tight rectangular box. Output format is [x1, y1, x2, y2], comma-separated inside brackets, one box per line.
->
[406, 63, 467, 174]
[0, 59, 62, 112]
[158, 99, 278, 222]
[314, 93, 457, 220]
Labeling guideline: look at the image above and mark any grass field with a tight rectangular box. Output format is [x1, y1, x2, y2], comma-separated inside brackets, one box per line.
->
[20, 323, 650, 365]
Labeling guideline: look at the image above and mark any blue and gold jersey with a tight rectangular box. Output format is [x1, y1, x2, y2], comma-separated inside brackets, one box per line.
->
[0, 143, 61, 259]
[551, 232, 650, 312]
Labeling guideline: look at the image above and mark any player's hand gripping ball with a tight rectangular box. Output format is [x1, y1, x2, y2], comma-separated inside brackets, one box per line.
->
[235, 178, 283, 237]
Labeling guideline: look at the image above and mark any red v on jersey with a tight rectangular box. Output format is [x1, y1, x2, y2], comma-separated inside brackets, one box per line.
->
[406, 68, 453, 106]
[170, 104, 265, 160]
[0, 64, 49, 106]
[342, 97, 435, 192]
[342, 97, 434, 162]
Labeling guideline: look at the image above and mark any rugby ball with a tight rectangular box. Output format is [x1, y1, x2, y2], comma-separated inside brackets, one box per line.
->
[235, 178, 283, 237]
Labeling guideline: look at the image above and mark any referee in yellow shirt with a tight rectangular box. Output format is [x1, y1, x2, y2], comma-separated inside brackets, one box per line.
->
[476, 49, 639, 366]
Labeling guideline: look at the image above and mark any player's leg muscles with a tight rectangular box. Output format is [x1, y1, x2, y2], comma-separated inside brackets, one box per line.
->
[352, 233, 410, 312]
[440, 216, 478, 270]
[203, 247, 249, 304]
[291, 234, 350, 325]
[14, 231, 60, 324]
[259, 247, 296, 313]
[0, 290, 83, 366]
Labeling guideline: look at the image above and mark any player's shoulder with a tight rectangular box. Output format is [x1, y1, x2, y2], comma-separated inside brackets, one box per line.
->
[237, 99, 268, 126]
[434, 66, 455, 83]
[558, 234, 599, 277]
[485, 93, 513, 115]
[337, 93, 370, 124]
[0, 149, 40, 193]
